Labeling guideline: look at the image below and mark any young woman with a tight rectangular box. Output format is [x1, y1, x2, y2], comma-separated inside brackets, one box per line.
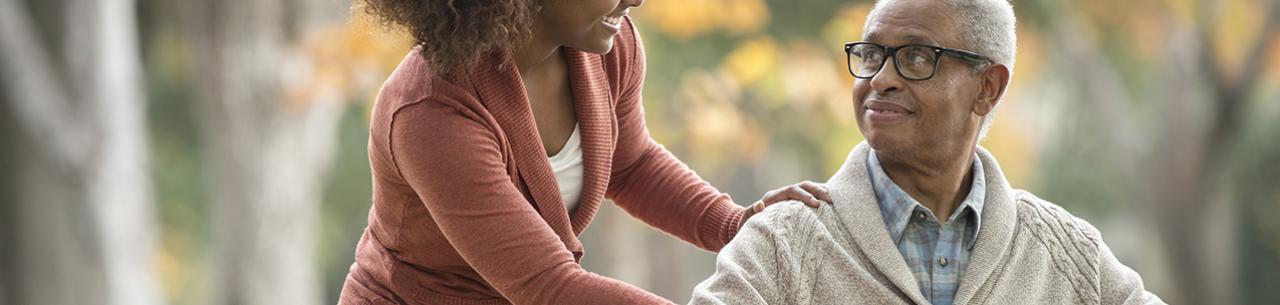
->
[338, 0, 830, 304]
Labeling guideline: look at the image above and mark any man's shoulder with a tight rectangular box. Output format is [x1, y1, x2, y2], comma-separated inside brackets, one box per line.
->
[746, 201, 841, 242]
[756, 200, 836, 225]
[1010, 190, 1105, 251]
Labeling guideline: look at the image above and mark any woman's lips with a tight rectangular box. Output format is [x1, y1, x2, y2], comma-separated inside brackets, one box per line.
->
[601, 14, 625, 33]
[603, 15, 623, 26]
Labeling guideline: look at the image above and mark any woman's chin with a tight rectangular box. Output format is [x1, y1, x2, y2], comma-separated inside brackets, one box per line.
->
[576, 40, 614, 54]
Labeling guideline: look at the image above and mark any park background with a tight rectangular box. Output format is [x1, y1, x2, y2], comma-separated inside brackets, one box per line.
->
[2, 0, 1278, 304]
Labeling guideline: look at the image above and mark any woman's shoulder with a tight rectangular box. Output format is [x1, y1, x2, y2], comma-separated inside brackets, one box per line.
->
[370, 49, 494, 140]
[370, 49, 494, 128]
[378, 47, 484, 110]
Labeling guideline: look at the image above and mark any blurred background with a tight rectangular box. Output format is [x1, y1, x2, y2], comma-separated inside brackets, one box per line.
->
[1, 0, 1277, 304]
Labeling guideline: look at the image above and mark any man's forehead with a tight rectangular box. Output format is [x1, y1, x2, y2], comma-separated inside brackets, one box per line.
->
[861, 0, 959, 45]
[863, 31, 938, 45]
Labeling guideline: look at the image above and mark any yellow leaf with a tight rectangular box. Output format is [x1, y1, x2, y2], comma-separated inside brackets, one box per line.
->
[281, 11, 412, 111]
[981, 107, 1037, 188]
[1269, 32, 1280, 80]
[635, 0, 770, 40]
[637, 0, 718, 40]
[723, 0, 771, 36]
[821, 3, 873, 46]
[721, 36, 779, 87]
[1215, 0, 1268, 77]
[779, 41, 844, 111]
[1012, 24, 1044, 83]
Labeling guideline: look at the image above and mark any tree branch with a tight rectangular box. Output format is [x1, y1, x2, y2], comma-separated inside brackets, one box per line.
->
[1200, 0, 1280, 154]
[1236, 2, 1280, 96]
[0, 0, 96, 174]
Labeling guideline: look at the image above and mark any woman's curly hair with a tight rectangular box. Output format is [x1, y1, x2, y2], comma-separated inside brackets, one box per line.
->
[361, 0, 539, 75]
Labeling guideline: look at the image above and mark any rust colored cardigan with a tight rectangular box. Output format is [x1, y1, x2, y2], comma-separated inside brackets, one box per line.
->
[339, 18, 747, 305]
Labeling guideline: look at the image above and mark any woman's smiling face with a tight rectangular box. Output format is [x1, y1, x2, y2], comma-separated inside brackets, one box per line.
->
[536, 0, 644, 54]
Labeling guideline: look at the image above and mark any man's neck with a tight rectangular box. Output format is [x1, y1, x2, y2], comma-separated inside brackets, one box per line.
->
[877, 145, 975, 222]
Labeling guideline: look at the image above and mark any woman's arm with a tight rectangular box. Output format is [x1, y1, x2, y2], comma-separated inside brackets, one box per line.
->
[604, 19, 743, 252]
[606, 18, 829, 252]
[391, 98, 675, 305]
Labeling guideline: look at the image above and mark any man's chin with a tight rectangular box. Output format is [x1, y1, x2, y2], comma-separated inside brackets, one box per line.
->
[864, 133, 913, 154]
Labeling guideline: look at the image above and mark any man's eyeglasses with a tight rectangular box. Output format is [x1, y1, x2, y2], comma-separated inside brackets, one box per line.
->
[844, 41, 993, 81]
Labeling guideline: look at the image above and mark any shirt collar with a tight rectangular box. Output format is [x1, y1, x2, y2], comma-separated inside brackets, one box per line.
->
[867, 150, 986, 249]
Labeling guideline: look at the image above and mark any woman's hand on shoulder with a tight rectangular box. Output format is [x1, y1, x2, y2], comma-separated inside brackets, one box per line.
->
[743, 181, 831, 221]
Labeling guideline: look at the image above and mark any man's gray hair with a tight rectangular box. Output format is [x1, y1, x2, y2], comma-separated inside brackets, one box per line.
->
[867, 0, 1017, 141]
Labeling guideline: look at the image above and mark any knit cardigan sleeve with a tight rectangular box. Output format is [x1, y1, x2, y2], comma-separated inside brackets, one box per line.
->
[389, 96, 675, 305]
[605, 17, 748, 253]
[1083, 218, 1167, 305]
[688, 204, 799, 305]
[1017, 192, 1166, 305]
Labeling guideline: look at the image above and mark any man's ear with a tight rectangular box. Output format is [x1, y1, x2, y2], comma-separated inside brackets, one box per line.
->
[973, 63, 1011, 116]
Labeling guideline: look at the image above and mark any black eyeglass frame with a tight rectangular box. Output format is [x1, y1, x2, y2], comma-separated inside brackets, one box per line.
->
[843, 41, 993, 80]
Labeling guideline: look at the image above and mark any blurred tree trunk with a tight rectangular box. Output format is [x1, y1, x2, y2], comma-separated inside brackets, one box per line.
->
[1033, 1, 1280, 304]
[0, 0, 161, 304]
[179, 0, 347, 304]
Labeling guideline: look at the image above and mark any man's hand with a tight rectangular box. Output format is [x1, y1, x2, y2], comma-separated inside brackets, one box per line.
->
[742, 181, 831, 222]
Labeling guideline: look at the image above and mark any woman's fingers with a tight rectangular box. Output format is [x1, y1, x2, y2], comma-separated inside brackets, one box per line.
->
[787, 185, 824, 208]
[758, 182, 831, 208]
[798, 181, 832, 203]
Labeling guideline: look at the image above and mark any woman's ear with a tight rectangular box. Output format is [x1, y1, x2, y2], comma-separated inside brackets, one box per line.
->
[973, 63, 1011, 116]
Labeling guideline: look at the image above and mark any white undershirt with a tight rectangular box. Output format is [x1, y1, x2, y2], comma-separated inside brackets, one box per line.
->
[547, 123, 584, 212]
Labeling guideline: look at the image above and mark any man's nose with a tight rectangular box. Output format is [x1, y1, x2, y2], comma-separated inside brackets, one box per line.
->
[870, 59, 902, 94]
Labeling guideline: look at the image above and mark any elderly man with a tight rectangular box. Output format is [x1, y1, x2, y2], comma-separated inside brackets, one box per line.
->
[689, 0, 1164, 304]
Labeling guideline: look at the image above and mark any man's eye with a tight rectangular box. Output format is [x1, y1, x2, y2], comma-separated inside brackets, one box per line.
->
[908, 52, 929, 64]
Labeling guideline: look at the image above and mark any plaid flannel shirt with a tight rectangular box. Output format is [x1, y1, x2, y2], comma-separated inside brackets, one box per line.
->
[867, 150, 986, 305]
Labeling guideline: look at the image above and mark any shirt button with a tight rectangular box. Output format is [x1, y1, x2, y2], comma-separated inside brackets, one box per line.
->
[917, 212, 926, 220]
[939, 257, 949, 267]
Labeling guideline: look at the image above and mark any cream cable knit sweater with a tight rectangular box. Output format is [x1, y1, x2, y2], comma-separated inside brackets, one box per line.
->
[690, 143, 1165, 305]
